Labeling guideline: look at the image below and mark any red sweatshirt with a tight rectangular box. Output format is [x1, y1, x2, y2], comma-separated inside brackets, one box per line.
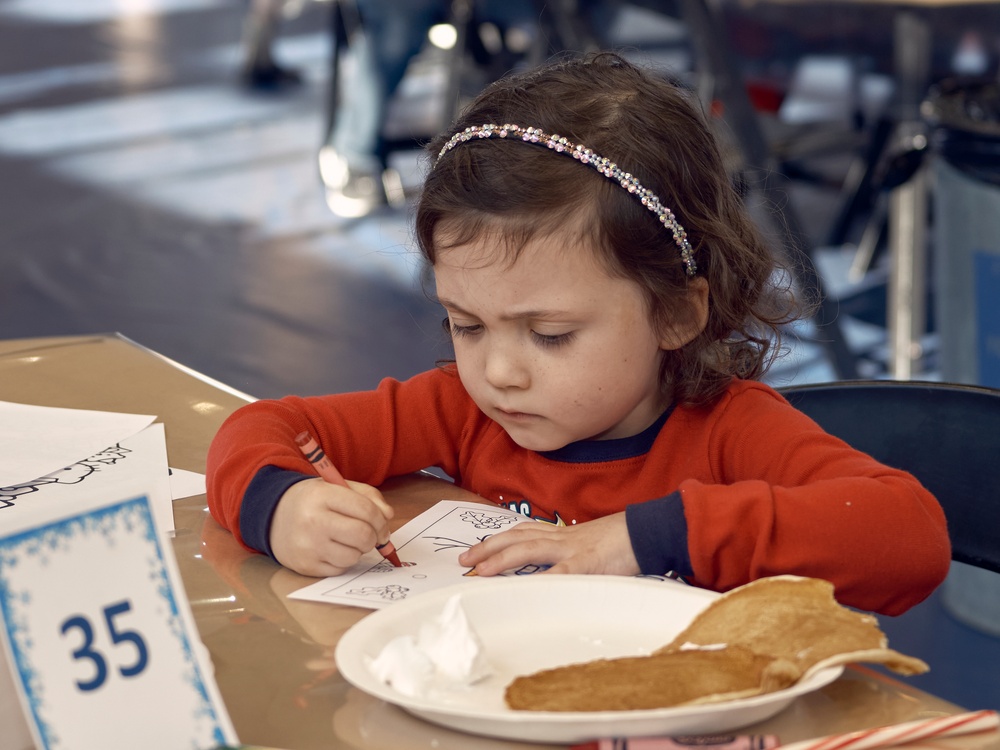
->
[206, 366, 950, 615]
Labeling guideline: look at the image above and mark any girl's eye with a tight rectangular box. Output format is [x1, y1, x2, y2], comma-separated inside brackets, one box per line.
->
[449, 321, 483, 338]
[532, 331, 575, 348]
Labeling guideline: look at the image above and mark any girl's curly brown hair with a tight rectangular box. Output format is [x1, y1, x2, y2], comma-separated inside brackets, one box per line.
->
[416, 52, 800, 406]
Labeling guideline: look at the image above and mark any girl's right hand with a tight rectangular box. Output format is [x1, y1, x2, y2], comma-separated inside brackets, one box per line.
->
[268, 477, 393, 577]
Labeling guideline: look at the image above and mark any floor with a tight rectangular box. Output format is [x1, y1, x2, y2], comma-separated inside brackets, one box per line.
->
[1, 0, 997, 717]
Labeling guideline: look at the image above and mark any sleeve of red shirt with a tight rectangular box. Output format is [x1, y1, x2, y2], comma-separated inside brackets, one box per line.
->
[678, 384, 951, 616]
[205, 367, 476, 551]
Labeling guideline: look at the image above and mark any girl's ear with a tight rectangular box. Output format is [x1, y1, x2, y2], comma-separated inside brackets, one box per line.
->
[659, 277, 710, 351]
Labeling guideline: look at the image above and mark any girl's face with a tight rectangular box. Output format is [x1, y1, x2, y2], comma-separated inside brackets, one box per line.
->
[434, 228, 702, 452]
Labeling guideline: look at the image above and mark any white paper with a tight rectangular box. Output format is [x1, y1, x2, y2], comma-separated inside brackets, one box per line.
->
[0, 400, 155, 488]
[289, 500, 539, 609]
[1, 423, 174, 532]
[168, 467, 206, 501]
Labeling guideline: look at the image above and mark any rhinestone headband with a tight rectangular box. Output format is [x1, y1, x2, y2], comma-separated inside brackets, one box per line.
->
[435, 124, 697, 277]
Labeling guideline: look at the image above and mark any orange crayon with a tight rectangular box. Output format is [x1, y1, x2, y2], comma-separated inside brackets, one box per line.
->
[294, 430, 402, 567]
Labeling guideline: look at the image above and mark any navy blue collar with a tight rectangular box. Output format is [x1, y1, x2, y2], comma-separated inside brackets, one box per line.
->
[539, 406, 674, 464]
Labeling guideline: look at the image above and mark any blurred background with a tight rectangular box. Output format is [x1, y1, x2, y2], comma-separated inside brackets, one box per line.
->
[2, 0, 999, 713]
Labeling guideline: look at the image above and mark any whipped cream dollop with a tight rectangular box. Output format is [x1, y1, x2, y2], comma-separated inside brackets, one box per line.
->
[368, 594, 493, 697]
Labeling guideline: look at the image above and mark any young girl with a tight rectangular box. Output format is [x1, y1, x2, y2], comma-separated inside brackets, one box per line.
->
[207, 53, 949, 616]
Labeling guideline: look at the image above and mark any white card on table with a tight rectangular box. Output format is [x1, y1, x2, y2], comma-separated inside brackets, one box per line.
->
[1, 423, 174, 533]
[0, 478, 237, 750]
[0, 401, 155, 488]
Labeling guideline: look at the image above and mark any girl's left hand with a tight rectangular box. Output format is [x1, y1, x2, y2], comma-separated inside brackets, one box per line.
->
[457, 512, 640, 576]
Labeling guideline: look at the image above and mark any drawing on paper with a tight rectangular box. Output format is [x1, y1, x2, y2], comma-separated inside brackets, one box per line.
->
[0, 444, 131, 510]
[289, 500, 543, 610]
[368, 559, 417, 572]
[425, 507, 525, 552]
[427, 534, 485, 552]
[456, 508, 524, 531]
[344, 584, 411, 601]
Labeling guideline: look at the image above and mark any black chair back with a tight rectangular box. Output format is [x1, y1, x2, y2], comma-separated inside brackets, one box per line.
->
[779, 380, 1000, 574]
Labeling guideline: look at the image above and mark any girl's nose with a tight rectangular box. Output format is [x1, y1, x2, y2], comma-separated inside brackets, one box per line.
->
[484, 341, 530, 390]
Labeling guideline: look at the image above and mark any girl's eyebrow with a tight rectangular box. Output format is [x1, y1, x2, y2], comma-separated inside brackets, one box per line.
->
[437, 297, 571, 322]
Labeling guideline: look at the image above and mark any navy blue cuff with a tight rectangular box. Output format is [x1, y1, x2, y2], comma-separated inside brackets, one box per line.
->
[625, 492, 692, 577]
[239, 465, 312, 559]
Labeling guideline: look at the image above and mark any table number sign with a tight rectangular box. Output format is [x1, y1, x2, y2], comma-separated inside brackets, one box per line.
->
[0, 482, 237, 749]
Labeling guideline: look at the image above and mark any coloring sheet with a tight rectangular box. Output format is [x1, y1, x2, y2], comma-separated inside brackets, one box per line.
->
[0, 422, 174, 532]
[289, 500, 545, 609]
[0, 400, 155, 488]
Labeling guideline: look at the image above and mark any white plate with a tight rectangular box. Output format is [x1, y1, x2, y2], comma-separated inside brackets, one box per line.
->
[335, 575, 843, 743]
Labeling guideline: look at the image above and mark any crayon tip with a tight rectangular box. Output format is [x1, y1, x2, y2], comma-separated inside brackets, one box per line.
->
[385, 549, 403, 567]
[376, 540, 403, 567]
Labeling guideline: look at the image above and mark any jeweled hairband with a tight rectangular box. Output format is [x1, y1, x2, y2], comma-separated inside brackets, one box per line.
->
[435, 124, 697, 277]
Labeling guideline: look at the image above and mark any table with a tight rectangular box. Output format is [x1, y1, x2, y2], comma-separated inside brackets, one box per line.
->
[2, 333, 998, 750]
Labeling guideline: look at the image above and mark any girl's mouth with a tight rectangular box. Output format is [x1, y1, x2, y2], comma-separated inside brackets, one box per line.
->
[496, 408, 538, 421]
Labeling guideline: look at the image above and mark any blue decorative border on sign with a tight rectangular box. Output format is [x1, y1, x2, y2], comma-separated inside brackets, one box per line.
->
[0, 495, 227, 749]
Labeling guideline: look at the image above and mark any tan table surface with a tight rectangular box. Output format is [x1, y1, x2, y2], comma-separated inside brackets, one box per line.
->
[2, 333, 997, 750]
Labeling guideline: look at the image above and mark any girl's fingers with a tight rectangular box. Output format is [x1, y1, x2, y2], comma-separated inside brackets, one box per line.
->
[459, 524, 557, 566]
[316, 480, 391, 542]
[461, 527, 565, 575]
[320, 512, 379, 554]
[346, 480, 394, 520]
[460, 513, 638, 577]
[271, 478, 392, 574]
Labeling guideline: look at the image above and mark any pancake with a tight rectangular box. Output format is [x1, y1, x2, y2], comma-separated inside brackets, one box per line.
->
[504, 644, 801, 712]
[503, 575, 928, 712]
[659, 576, 928, 677]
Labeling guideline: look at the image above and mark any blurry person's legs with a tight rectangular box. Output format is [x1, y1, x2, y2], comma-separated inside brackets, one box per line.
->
[321, 0, 444, 217]
[242, 0, 304, 90]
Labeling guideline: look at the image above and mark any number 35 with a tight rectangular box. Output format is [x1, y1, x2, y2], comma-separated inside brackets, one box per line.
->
[60, 600, 149, 692]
